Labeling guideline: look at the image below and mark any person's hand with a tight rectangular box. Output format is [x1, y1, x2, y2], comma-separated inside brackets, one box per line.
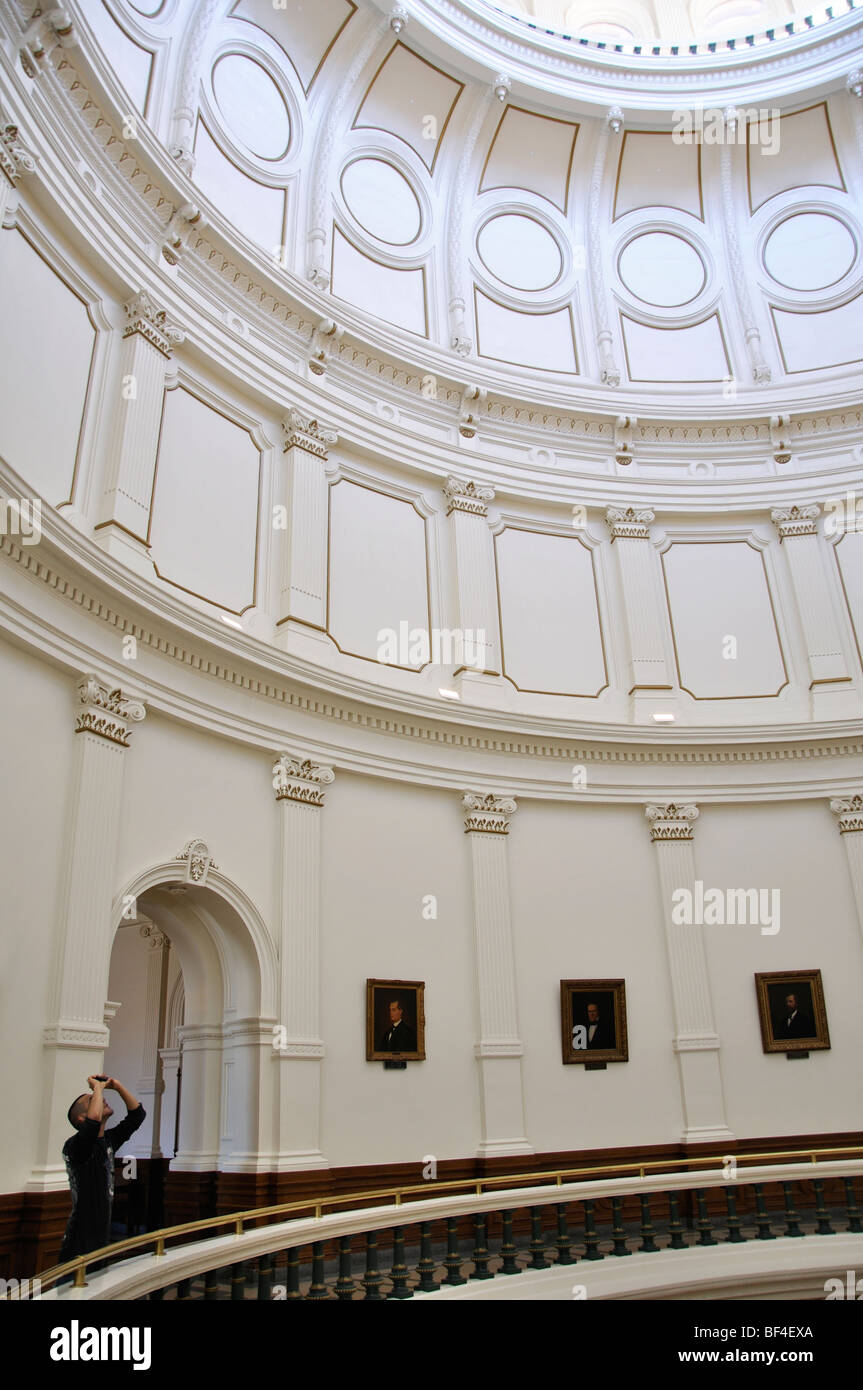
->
[104, 1077, 117, 1090]
[87, 1075, 104, 1091]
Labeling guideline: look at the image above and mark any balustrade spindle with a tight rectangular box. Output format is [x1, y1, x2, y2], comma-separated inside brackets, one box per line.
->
[752, 1184, 776, 1240]
[582, 1200, 603, 1259]
[555, 1204, 575, 1264]
[781, 1183, 803, 1238]
[499, 1210, 520, 1274]
[812, 1179, 834, 1235]
[362, 1232, 384, 1300]
[443, 1217, 466, 1285]
[695, 1189, 717, 1246]
[257, 1253, 273, 1300]
[638, 1194, 658, 1252]
[231, 1261, 246, 1300]
[610, 1197, 632, 1256]
[843, 1177, 862, 1233]
[204, 1268, 220, 1300]
[667, 1193, 686, 1249]
[724, 1188, 745, 1243]
[529, 1206, 549, 1268]
[335, 1236, 355, 1300]
[285, 1247, 302, 1300]
[470, 1213, 493, 1279]
[176, 1278, 192, 1300]
[306, 1241, 329, 1299]
[416, 1221, 437, 1292]
[388, 1226, 412, 1299]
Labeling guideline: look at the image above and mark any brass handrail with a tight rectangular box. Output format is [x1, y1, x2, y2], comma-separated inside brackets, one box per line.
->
[33, 1143, 863, 1292]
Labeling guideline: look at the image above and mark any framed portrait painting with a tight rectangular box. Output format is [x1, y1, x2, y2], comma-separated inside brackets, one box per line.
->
[560, 979, 628, 1065]
[366, 979, 425, 1061]
[755, 970, 830, 1054]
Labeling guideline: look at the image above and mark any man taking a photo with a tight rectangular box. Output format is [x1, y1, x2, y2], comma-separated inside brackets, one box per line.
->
[59, 1075, 145, 1265]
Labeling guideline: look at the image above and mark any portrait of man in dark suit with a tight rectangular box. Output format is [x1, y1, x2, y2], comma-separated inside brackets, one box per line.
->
[379, 995, 417, 1053]
[771, 988, 815, 1040]
[584, 999, 615, 1050]
[367, 979, 425, 1060]
[560, 979, 628, 1065]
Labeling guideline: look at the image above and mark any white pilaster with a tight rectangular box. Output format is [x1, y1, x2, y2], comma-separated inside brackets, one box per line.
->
[644, 803, 733, 1144]
[588, 110, 623, 386]
[271, 754, 335, 1170]
[771, 505, 854, 717]
[463, 793, 532, 1157]
[96, 292, 184, 575]
[606, 507, 677, 722]
[444, 477, 503, 706]
[275, 412, 337, 662]
[128, 924, 170, 1159]
[172, 1023, 222, 1172]
[158, 1048, 180, 1158]
[830, 796, 863, 953]
[29, 675, 146, 1190]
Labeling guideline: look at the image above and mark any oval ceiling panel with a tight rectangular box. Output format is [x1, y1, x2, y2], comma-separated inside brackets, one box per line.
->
[764, 212, 856, 292]
[212, 54, 291, 161]
[477, 214, 562, 291]
[618, 231, 706, 307]
[340, 159, 422, 245]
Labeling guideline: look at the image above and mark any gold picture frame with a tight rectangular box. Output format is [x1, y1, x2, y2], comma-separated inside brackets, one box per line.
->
[755, 970, 830, 1054]
[366, 979, 425, 1061]
[560, 979, 628, 1065]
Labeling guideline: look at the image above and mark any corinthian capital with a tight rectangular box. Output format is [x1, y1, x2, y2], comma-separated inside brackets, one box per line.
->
[282, 410, 338, 459]
[123, 290, 185, 357]
[463, 792, 517, 834]
[0, 121, 37, 187]
[770, 504, 819, 539]
[605, 506, 655, 540]
[273, 754, 335, 806]
[444, 476, 495, 517]
[645, 803, 699, 842]
[75, 675, 146, 746]
[830, 795, 863, 833]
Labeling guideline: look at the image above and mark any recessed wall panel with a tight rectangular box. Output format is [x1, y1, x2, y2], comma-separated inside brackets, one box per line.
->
[0, 229, 95, 505]
[475, 291, 577, 373]
[328, 480, 429, 666]
[230, 0, 355, 91]
[331, 228, 427, 335]
[748, 103, 844, 212]
[496, 529, 606, 695]
[614, 132, 702, 220]
[771, 297, 863, 373]
[149, 387, 260, 613]
[193, 122, 286, 250]
[621, 314, 729, 382]
[663, 542, 786, 699]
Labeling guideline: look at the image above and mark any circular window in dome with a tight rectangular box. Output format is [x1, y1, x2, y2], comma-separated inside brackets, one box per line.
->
[618, 232, 706, 307]
[477, 214, 563, 292]
[212, 54, 291, 162]
[763, 213, 856, 292]
[340, 159, 422, 245]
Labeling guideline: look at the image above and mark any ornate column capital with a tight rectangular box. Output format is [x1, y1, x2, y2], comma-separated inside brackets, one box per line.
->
[75, 675, 146, 746]
[830, 795, 863, 833]
[0, 121, 37, 187]
[606, 106, 624, 134]
[123, 291, 185, 357]
[645, 803, 699, 841]
[444, 475, 495, 517]
[847, 70, 863, 99]
[273, 754, 335, 806]
[770, 504, 820, 539]
[605, 505, 655, 540]
[282, 410, 338, 459]
[139, 923, 170, 949]
[463, 792, 517, 834]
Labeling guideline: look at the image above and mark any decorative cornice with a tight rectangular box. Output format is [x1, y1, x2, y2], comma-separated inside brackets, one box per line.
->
[463, 792, 517, 834]
[0, 120, 37, 187]
[444, 475, 495, 517]
[75, 675, 146, 746]
[474, 1039, 524, 1057]
[673, 1033, 721, 1052]
[771, 504, 820, 539]
[123, 291, 185, 358]
[645, 803, 699, 841]
[605, 505, 655, 540]
[830, 795, 863, 833]
[273, 755, 335, 806]
[175, 839, 217, 884]
[282, 410, 338, 459]
[272, 1038, 326, 1059]
[43, 1021, 110, 1050]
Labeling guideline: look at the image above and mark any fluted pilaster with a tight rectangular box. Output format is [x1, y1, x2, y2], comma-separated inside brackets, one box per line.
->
[772, 505, 852, 714]
[605, 508, 674, 719]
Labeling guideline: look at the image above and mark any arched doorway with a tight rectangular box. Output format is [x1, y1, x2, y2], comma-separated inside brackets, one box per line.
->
[104, 853, 277, 1229]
